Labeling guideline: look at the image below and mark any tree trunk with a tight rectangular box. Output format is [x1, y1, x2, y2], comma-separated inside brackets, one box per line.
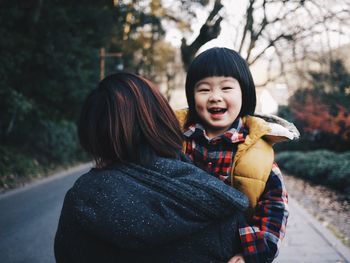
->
[180, 0, 223, 71]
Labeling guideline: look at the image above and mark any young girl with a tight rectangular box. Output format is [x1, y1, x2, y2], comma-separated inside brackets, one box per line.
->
[176, 47, 299, 263]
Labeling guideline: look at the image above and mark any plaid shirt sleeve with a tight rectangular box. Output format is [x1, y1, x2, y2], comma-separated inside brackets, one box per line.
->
[239, 163, 289, 263]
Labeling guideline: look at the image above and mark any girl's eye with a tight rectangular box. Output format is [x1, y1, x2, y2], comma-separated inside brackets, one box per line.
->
[222, 86, 233, 90]
[196, 88, 210, 92]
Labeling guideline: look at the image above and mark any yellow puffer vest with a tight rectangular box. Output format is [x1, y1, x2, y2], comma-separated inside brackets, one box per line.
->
[175, 109, 273, 209]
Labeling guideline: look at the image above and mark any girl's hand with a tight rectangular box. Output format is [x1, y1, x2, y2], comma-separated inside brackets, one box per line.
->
[227, 253, 245, 263]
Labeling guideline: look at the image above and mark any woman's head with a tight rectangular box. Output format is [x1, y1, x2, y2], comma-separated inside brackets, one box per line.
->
[78, 72, 183, 167]
[185, 47, 256, 129]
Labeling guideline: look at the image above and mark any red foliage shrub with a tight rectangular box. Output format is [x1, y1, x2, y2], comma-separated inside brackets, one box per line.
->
[291, 91, 350, 141]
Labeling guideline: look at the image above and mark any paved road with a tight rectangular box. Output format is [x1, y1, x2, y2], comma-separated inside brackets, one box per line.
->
[0, 164, 91, 263]
[1, 164, 350, 263]
[276, 197, 350, 263]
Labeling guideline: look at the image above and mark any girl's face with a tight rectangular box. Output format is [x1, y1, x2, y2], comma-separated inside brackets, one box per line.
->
[194, 76, 242, 138]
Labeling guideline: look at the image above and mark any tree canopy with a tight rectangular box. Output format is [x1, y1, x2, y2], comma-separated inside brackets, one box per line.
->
[1, 0, 350, 188]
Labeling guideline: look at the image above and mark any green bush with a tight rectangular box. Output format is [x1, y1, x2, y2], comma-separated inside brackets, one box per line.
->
[340, 152, 350, 160]
[327, 162, 350, 190]
[276, 150, 350, 195]
[0, 120, 90, 191]
[30, 120, 79, 164]
[0, 145, 43, 189]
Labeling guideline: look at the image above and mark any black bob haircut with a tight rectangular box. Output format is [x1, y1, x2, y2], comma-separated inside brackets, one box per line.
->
[185, 47, 256, 128]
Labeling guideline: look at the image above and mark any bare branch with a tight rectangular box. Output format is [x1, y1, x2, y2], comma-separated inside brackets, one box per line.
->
[238, 0, 254, 53]
[181, 0, 224, 70]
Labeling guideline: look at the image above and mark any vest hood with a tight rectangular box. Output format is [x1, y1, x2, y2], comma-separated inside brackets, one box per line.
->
[254, 113, 300, 145]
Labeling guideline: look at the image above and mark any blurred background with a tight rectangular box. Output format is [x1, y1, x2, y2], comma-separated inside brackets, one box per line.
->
[0, 0, 349, 205]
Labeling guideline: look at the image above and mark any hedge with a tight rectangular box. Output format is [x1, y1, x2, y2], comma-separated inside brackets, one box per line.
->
[276, 150, 350, 195]
[0, 120, 89, 191]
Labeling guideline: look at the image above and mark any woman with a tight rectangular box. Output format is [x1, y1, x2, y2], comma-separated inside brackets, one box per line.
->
[54, 72, 248, 263]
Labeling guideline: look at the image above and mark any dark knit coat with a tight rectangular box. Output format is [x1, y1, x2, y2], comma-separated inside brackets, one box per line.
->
[54, 156, 248, 263]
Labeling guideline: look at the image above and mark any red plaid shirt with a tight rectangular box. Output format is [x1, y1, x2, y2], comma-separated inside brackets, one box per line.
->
[183, 118, 247, 183]
[184, 118, 288, 263]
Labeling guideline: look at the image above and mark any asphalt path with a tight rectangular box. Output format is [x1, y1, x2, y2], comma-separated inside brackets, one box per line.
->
[0, 164, 91, 263]
[2, 163, 350, 263]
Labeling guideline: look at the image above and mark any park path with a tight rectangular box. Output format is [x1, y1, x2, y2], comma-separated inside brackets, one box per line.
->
[1, 164, 350, 262]
[276, 197, 350, 262]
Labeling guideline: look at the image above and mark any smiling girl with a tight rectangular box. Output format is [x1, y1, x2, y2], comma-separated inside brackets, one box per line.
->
[176, 47, 299, 263]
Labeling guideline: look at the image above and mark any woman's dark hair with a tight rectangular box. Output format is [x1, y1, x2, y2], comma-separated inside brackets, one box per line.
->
[78, 72, 183, 167]
[185, 47, 256, 128]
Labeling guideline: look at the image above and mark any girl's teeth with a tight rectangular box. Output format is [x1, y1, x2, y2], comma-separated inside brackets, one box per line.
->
[209, 108, 226, 113]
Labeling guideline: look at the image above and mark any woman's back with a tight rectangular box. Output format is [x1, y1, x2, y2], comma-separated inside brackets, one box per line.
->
[55, 156, 247, 263]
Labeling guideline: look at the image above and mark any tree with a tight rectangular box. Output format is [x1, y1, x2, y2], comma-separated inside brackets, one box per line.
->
[0, 1, 116, 163]
[310, 58, 350, 95]
[108, 0, 224, 99]
[286, 59, 350, 151]
[0, 0, 181, 186]
[224, 0, 350, 88]
[180, 0, 224, 70]
[149, 0, 350, 97]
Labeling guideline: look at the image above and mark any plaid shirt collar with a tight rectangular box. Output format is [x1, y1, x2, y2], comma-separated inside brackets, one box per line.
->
[183, 118, 247, 144]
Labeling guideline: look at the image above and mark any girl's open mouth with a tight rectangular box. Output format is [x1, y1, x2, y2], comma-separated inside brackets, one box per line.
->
[208, 107, 227, 114]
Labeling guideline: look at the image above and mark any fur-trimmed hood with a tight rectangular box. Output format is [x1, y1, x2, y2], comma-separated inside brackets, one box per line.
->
[254, 112, 300, 144]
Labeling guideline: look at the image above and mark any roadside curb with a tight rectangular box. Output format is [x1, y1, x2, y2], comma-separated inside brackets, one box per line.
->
[289, 197, 350, 262]
[0, 163, 92, 200]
